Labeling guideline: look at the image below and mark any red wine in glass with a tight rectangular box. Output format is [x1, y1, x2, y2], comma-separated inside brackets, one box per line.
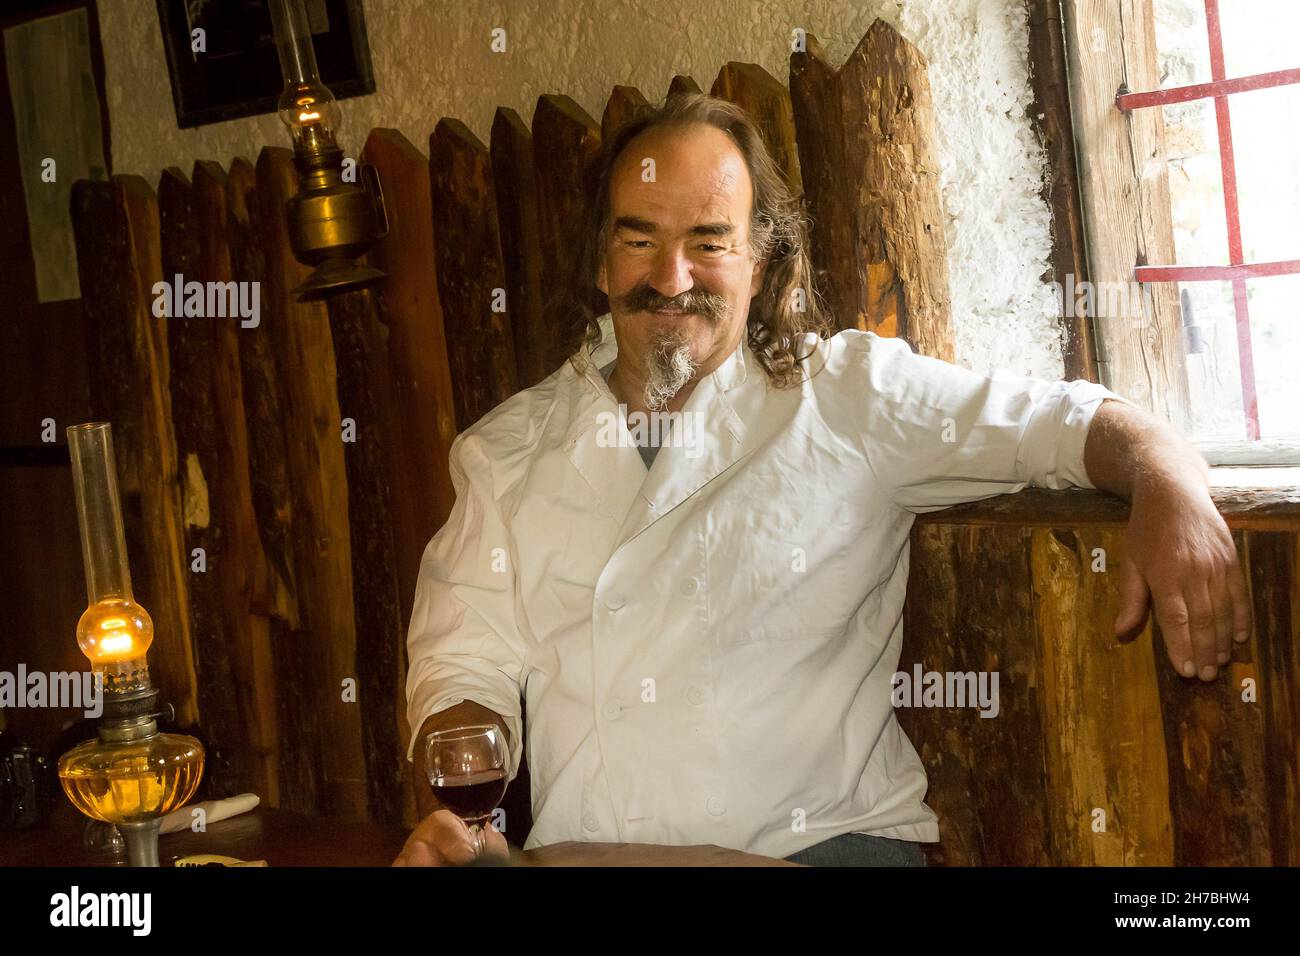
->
[430, 768, 508, 826]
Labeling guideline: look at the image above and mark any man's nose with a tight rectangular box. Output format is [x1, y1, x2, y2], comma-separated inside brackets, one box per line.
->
[645, 244, 695, 301]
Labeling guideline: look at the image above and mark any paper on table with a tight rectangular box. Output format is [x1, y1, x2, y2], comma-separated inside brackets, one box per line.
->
[159, 793, 260, 835]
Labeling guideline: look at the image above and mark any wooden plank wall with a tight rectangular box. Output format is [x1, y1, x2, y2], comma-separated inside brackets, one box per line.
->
[59, 17, 1295, 863]
[901, 490, 1299, 865]
[70, 178, 198, 723]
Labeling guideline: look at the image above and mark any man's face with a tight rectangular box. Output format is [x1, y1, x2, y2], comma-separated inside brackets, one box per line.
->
[596, 122, 765, 410]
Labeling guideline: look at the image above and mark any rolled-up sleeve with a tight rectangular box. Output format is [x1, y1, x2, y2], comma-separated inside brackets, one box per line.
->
[404, 431, 525, 785]
[845, 331, 1139, 514]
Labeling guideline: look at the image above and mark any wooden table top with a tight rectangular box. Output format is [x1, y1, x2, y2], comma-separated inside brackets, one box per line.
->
[1, 802, 800, 867]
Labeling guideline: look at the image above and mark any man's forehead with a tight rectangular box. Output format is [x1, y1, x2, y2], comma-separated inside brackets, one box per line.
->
[610, 125, 752, 220]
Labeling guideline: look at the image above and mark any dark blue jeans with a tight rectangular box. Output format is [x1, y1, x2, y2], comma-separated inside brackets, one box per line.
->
[783, 832, 927, 867]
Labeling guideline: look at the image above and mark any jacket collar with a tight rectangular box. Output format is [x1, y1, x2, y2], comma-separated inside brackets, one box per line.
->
[562, 312, 755, 551]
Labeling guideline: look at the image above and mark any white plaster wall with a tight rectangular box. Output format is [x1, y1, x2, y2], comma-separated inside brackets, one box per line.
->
[97, 0, 1064, 378]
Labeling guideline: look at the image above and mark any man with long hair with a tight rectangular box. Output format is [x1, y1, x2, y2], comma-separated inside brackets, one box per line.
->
[396, 94, 1250, 867]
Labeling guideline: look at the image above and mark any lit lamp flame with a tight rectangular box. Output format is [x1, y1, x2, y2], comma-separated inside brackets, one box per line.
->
[77, 601, 152, 686]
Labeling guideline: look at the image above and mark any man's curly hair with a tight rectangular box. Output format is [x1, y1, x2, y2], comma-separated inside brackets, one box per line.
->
[544, 92, 833, 387]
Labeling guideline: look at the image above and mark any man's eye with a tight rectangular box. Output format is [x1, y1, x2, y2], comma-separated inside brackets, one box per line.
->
[624, 240, 652, 248]
[699, 244, 726, 253]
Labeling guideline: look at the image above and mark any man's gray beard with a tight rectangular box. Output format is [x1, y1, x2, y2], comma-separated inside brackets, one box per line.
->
[643, 330, 698, 412]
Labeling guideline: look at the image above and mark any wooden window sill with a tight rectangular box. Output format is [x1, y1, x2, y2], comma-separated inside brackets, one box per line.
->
[914, 476, 1300, 531]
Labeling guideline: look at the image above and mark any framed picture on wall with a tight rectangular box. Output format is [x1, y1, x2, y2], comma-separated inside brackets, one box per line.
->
[155, 0, 375, 129]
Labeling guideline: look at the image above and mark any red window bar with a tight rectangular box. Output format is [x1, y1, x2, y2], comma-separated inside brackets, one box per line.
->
[1116, 0, 1300, 441]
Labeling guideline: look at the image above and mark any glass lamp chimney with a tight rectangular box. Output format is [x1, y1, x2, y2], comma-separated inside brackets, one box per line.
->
[67, 422, 152, 695]
[271, 0, 341, 153]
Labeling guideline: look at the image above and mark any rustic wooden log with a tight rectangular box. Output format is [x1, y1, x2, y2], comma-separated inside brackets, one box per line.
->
[325, 284, 411, 826]
[710, 61, 802, 195]
[1155, 528, 1270, 865]
[69, 177, 198, 725]
[1030, 526, 1172, 865]
[361, 129, 457, 818]
[491, 108, 549, 391]
[1244, 531, 1299, 865]
[191, 159, 280, 805]
[226, 156, 308, 812]
[790, 21, 954, 359]
[360, 129, 456, 571]
[602, 85, 649, 140]
[158, 166, 246, 798]
[531, 94, 601, 374]
[668, 75, 702, 97]
[900, 524, 1051, 866]
[429, 118, 519, 430]
[254, 146, 368, 820]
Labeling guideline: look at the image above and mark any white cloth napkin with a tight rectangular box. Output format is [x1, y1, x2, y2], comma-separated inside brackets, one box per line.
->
[159, 793, 260, 834]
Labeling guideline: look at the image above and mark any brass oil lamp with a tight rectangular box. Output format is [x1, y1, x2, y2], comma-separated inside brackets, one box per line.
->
[57, 422, 204, 866]
[270, 0, 388, 301]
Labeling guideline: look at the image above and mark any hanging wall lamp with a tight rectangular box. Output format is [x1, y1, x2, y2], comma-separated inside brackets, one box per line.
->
[270, 0, 388, 301]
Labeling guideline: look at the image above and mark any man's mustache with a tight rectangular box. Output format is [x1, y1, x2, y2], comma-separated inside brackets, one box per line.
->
[615, 283, 729, 323]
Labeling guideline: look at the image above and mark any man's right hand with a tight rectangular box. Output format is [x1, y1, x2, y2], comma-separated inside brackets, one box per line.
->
[391, 807, 511, 866]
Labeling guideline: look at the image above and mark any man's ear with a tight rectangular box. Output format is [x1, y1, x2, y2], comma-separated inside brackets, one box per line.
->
[596, 257, 608, 297]
[749, 258, 767, 297]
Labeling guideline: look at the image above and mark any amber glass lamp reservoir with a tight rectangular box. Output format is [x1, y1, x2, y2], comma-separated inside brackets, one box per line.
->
[57, 422, 204, 866]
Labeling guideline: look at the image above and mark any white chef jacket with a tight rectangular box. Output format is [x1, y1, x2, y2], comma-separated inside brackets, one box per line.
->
[404, 312, 1131, 858]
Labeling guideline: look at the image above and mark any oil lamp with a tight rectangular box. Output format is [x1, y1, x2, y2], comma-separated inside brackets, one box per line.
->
[270, 0, 388, 301]
[57, 422, 204, 867]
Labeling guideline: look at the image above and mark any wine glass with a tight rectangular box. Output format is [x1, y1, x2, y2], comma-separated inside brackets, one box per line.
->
[423, 724, 509, 860]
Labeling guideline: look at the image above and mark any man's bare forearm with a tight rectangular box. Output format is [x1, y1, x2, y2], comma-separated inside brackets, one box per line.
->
[1083, 398, 1210, 501]
[411, 699, 514, 819]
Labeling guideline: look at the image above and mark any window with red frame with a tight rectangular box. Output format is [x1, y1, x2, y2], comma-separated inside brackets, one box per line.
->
[1119, 0, 1299, 449]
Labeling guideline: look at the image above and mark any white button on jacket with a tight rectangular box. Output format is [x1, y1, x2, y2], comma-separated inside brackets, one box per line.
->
[405, 312, 1132, 858]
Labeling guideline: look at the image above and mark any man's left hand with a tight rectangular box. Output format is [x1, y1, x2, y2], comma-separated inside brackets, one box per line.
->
[1112, 476, 1253, 680]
